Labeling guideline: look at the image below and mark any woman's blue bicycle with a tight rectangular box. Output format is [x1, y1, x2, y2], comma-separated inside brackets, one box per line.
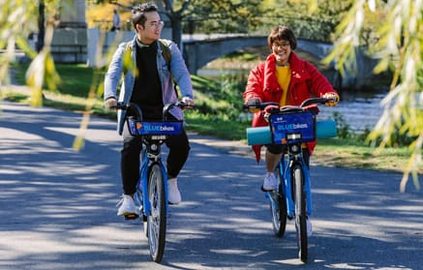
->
[245, 97, 337, 263]
[115, 101, 190, 263]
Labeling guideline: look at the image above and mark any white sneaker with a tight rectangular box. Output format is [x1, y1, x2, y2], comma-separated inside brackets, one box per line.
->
[262, 172, 278, 191]
[306, 217, 313, 236]
[168, 178, 182, 204]
[116, 194, 137, 216]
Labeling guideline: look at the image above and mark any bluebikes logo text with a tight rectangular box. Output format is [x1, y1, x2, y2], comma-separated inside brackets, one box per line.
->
[276, 123, 309, 131]
[273, 116, 309, 131]
[143, 124, 176, 132]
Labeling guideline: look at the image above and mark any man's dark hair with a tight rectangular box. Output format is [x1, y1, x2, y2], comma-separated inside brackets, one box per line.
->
[132, 2, 158, 28]
[267, 25, 297, 50]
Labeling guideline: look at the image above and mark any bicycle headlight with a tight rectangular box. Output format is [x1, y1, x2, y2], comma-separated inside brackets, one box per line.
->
[287, 133, 301, 141]
[151, 135, 166, 141]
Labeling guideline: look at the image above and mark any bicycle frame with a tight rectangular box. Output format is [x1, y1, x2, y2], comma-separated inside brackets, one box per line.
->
[128, 115, 185, 217]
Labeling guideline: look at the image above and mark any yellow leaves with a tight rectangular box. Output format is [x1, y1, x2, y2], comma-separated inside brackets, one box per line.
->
[122, 48, 138, 77]
[367, 0, 376, 12]
[25, 48, 60, 106]
[86, 0, 132, 29]
[307, 0, 318, 14]
[326, 0, 423, 190]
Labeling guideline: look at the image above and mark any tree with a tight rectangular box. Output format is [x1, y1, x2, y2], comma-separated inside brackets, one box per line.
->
[0, 0, 61, 107]
[91, 0, 262, 48]
[159, 0, 262, 48]
[323, 0, 422, 191]
[259, 0, 354, 42]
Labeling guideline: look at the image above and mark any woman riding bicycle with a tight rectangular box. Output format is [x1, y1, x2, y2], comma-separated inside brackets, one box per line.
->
[243, 25, 339, 206]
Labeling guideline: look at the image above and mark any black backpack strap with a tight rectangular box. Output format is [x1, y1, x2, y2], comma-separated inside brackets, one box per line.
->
[158, 39, 171, 71]
[158, 39, 179, 97]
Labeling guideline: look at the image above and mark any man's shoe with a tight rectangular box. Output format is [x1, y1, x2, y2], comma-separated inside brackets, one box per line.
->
[262, 172, 278, 191]
[117, 194, 138, 216]
[306, 217, 313, 236]
[168, 178, 182, 204]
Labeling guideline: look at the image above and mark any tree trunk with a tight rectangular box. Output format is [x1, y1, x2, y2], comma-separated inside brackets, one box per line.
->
[171, 16, 183, 50]
[36, 1, 45, 52]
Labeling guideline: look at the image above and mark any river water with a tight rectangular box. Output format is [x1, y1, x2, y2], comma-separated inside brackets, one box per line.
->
[318, 91, 386, 133]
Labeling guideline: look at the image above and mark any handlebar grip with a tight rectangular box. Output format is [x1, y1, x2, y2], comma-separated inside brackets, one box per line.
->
[243, 102, 279, 111]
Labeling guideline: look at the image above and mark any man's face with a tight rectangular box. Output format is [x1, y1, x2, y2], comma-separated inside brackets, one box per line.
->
[136, 11, 163, 44]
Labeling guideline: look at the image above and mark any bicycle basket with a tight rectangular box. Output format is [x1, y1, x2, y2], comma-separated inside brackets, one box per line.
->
[127, 119, 183, 136]
[269, 111, 315, 144]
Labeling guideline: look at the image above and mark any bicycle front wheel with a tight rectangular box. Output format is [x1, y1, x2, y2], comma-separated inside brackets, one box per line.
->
[147, 163, 167, 263]
[293, 165, 308, 263]
[269, 168, 287, 237]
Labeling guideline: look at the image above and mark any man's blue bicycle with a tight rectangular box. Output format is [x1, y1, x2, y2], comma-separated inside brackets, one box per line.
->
[116, 101, 190, 263]
[245, 97, 337, 263]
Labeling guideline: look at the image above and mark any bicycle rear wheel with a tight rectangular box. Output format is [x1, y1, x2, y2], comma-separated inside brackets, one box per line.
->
[269, 167, 287, 237]
[293, 165, 307, 263]
[147, 163, 167, 263]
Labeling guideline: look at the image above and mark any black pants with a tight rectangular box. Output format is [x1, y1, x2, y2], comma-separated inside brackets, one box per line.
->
[121, 123, 190, 195]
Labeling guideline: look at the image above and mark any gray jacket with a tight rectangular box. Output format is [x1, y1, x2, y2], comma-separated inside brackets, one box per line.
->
[104, 36, 193, 135]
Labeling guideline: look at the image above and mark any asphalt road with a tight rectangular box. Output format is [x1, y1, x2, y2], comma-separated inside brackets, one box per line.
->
[0, 101, 422, 270]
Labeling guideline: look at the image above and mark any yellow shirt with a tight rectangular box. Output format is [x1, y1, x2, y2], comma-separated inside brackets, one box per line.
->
[276, 65, 291, 106]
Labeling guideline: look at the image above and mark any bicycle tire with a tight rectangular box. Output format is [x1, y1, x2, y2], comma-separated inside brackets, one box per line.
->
[293, 165, 308, 263]
[147, 163, 167, 263]
[269, 167, 287, 237]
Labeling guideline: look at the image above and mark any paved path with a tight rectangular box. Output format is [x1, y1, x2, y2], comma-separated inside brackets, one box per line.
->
[0, 101, 422, 270]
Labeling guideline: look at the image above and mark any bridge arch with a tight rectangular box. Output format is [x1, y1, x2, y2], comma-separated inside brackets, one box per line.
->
[182, 34, 333, 74]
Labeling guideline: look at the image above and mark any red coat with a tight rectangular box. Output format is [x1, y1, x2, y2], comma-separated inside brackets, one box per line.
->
[243, 52, 338, 162]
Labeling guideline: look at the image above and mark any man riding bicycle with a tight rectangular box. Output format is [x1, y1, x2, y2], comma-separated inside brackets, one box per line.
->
[104, 2, 194, 217]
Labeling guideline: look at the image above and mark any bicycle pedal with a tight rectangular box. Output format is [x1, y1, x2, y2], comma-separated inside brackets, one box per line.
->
[124, 213, 139, 220]
[261, 185, 276, 192]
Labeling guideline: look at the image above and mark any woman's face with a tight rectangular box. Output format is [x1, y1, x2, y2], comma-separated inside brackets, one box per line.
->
[272, 39, 292, 66]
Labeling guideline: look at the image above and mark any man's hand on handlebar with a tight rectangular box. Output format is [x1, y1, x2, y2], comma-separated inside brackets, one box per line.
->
[104, 97, 118, 110]
[322, 93, 339, 107]
[181, 96, 195, 107]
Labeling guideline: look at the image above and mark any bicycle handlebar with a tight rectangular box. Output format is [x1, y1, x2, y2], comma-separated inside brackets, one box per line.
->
[243, 97, 336, 112]
[112, 101, 193, 121]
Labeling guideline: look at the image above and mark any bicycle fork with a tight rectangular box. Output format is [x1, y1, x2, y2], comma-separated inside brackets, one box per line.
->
[137, 152, 169, 217]
[281, 157, 312, 218]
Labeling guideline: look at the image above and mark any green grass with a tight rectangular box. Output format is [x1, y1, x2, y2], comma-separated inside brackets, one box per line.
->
[313, 138, 418, 173]
[5, 63, 421, 175]
[13, 63, 102, 97]
[185, 111, 248, 140]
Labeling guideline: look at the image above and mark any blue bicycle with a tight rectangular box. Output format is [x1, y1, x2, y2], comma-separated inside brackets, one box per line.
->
[116, 101, 190, 263]
[245, 97, 337, 263]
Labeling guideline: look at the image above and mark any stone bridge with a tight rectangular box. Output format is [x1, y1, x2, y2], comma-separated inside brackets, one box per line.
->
[182, 34, 333, 75]
[87, 30, 378, 90]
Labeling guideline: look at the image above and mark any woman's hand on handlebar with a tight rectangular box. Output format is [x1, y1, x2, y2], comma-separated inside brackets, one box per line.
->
[245, 98, 261, 113]
[322, 92, 340, 107]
